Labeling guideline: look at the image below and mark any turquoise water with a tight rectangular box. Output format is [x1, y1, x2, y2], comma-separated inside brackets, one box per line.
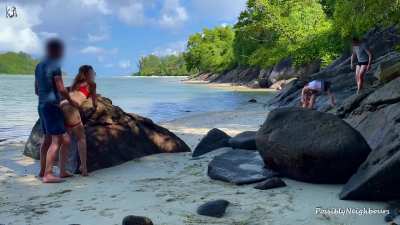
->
[0, 75, 271, 143]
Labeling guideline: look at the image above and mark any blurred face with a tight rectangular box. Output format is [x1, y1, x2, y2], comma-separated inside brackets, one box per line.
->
[48, 48, 64, 60]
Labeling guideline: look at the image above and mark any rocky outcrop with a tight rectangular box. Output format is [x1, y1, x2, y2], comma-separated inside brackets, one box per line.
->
[190, 59, 320, 88]
[265, 26, 400, 200]
[339, 77, 400, 200]
[207, 149, 277, 185]
[192, 128, 230, 157]
[228, 131, 257, 150]
[24, 96, 190, 172]
[197, 200, 230, 218]
[122, 216, 154, 225]
[256, 108, 371, 184]
[254, 177, 287, 190]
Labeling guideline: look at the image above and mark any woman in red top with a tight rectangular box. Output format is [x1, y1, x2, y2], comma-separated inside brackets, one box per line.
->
[60, 65, 97, 176]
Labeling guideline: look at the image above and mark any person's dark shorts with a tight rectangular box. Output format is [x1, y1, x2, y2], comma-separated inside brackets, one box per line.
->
[38, 103, 66, 135]
[357, 61, 369, 66]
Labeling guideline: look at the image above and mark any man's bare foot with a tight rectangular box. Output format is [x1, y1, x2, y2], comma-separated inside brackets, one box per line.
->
[42, 174, 64, 183]
[80, 166, 89, 177]
[60, 171, 74, 178]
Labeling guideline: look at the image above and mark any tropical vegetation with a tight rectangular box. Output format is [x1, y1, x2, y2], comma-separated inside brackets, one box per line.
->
[0, 52, 38, 75]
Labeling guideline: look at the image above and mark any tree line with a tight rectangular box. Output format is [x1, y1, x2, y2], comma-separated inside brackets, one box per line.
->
[136, 0, 400, 76]
[0, 52, 38, 75]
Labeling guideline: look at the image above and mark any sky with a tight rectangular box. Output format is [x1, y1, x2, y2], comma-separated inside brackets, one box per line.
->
[0, 0, 247, 76]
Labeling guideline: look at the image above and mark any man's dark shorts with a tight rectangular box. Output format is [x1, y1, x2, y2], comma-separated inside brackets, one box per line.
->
[38, 103, 66, 135]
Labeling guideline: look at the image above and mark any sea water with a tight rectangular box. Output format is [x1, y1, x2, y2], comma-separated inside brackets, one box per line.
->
[0, 75, 271, 144]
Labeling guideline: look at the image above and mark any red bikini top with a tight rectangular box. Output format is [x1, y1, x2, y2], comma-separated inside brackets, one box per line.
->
[79, 85, 90, 98]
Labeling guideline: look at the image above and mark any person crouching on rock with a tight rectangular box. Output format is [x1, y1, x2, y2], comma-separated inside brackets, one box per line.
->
[351, 38, 372, 94]
[301, 80, 335, 109]
[60, 65, 97, 176]
[35, 39, 79, 183]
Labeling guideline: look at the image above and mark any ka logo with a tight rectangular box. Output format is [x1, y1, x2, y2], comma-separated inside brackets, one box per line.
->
[5, 5, 17, 18]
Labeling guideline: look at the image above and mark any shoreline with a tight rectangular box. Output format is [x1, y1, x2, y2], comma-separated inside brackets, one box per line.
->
[183, 80, 276, 93]
[0, 101, 388, 225]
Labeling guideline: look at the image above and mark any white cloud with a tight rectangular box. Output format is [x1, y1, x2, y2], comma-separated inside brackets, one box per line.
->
[0, 3, 42, 54]
[88, 33, 108, 42]
[118, 60, 131, 69]
[81, 0, 111, 15]
[152, 40, 186, 56]
[159, 0, 188, 28]
[39, 31, 58, 39]
[81, 46, 105, 54]
[118, 2, 146, 26]
[81, 46, 118, 55]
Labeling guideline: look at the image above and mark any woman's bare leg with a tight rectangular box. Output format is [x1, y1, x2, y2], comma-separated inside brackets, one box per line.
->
[355, 65, 361, 94]
[73, 123, 88, 176]
[309, 94, 317, 109]
[39, 135, 51, 177]
[59, 133, 73, 178]
[358, 65, 368, 93]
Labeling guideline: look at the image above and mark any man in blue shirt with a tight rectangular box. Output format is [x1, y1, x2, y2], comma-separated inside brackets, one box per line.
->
[35, 39, 79, 183]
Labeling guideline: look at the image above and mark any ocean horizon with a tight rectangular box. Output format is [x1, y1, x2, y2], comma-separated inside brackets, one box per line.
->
[0, 75, 271, 144]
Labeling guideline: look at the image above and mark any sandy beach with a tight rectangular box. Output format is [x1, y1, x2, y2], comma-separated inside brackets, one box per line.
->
[0, 100, 388, 225]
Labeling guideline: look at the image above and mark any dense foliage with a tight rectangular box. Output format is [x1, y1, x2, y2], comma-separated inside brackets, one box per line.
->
[234, 0, 343, 68]
[184, 26, 235, 73]
[137, 0, 400, 75]
[135, 54, 188, 76]
[0, 52, 38, 75]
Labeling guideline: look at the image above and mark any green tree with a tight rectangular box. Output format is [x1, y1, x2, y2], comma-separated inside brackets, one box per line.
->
[333, 0, 400, 38]
[234, 0, 341, 68]
[0, 52, 38, 75]
[184, 26, 235, 73]
[135, 54, 188, 76]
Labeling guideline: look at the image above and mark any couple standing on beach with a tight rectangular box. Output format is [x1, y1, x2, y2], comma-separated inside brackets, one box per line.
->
[35, 39, 97, 183]
[301, 38, 373, 109]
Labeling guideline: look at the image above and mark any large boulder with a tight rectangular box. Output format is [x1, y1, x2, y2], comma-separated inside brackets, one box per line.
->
[268, 58, 320, 84]
[228, 131, 257, 150]
[207, 149, 277, 185]
[192, 128, 230, 157]
[340, 77, 400, 200]
[256, 108, 371, 184]
[24, 96, 190, 172]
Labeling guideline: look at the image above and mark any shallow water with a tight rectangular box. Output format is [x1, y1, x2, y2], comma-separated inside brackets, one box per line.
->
[0, 75, 271, 143]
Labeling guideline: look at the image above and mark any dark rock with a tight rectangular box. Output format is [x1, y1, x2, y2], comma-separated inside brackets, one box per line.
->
[254, 177, 286, 190]
[208, 149, 277, 185]
[197, 200, 230, 218]
[248, 98, 257, 103]
[24, 96, 190, 172]
[122, 215, 153, 225]
[256, 108, 371, 184]
[228, 131, 257, 150]
[340, 78, 400, 200]
[192, 128, 230, 157]
[268, 58, 320, 84]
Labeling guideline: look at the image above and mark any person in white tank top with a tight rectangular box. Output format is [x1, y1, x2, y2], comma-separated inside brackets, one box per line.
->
[301, 80, 336, 109]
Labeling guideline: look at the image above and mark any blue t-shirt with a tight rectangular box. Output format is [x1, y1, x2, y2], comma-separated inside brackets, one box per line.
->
[35, 59, 62, 105]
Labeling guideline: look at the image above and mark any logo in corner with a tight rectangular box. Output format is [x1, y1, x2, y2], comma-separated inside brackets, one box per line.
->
[5, 5, 17, 18]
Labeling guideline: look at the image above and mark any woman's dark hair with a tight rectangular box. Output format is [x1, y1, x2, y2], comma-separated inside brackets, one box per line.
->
[352, 37, 361, 45]
[324, 81, 332, 92]
[71, 65, 94, 91]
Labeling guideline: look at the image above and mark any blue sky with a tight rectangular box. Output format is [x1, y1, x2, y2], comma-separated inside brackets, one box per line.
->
[0, 0, 247, 76]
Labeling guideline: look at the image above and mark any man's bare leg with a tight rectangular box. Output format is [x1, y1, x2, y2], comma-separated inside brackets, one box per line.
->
[39, 135, 51, 177]
[59, 133, 73, 178]
[43, 135, 64, 183]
